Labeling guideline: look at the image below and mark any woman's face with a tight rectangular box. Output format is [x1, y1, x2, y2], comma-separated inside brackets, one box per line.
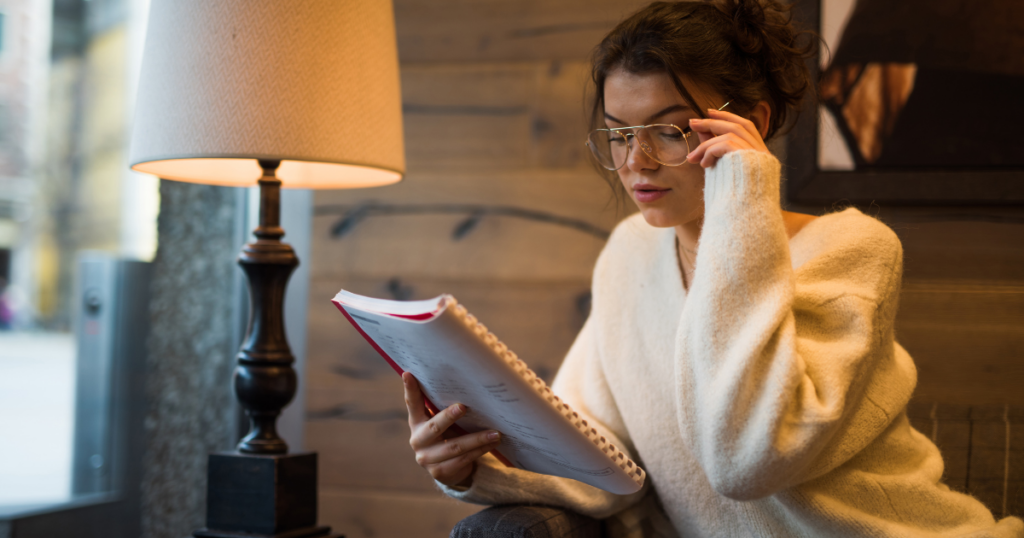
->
[602, 68, 725, 229]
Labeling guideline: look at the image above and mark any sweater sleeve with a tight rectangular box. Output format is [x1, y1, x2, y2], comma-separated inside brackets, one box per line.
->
[437, 315, 648, 518]
[676, 149, 913, 501]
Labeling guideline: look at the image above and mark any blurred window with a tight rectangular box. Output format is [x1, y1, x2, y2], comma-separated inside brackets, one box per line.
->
[0, 0, 156, 510]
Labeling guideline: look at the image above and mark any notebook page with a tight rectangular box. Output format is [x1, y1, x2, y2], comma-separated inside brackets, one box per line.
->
[339, 301, 642, 495]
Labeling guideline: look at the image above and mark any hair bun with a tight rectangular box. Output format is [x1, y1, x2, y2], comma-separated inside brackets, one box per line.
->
[712, 0, 815, 123]
[716, 0, 797, 59]
[720, 0, 771, 55]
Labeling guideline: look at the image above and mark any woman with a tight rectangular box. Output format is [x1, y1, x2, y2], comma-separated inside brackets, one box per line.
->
[402, 1, 1024, 535]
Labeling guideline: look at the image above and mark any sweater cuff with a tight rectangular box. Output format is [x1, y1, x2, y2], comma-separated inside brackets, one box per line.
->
[434, 454, 509, 504]
[702, 150, 781, 212]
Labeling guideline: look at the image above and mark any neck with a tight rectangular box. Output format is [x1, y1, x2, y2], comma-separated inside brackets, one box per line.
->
[674, 217, 702, 273]
[675, 217, 700, 259]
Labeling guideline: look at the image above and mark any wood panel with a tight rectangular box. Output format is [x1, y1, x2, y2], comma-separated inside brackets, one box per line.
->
[394, 0, 651, 63]
[319, 487, 482, 538]
[898, 280, 1024, 405]
[308, 389, 435, 493]
[310, 168, 630, 283]
[968, 406, 1024, 518]
[315, 168, 624, 229]
[907, 403, 972, 492]
[905, 404, 1024, 517]
[400, 62, 594, 172]
[309, 211, 610, 283]
[887, 217, 1024, 283]
[306, 277, 589, 393]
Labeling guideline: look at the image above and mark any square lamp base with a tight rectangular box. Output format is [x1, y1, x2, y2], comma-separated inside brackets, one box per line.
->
[193, 451, 339, 538]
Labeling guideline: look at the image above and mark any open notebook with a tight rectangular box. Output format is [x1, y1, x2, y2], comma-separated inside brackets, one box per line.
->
[332, 290, 645, 495]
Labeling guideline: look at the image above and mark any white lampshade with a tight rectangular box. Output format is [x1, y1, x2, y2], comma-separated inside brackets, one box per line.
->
[129, 0, 405, 189]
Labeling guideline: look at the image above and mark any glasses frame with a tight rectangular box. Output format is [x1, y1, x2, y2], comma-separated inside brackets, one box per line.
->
[586, 101, 731, 171]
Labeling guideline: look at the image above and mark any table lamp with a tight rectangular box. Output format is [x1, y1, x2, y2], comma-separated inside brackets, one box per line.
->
[128, 1, 404, 536]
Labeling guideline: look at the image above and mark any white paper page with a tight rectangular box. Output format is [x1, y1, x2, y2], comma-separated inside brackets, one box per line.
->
[338, 301, 642, 495]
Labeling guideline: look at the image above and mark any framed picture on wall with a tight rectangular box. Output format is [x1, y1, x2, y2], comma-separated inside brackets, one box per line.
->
[785, 0, 1024, 205]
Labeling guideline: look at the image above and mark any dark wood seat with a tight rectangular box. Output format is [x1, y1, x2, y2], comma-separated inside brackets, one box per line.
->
[450, 505, 602, 538]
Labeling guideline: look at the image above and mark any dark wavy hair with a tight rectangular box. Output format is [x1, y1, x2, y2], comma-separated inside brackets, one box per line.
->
[589, 0, 818, 147]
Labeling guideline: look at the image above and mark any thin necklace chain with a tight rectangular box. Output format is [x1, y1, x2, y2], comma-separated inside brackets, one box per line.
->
[675, 237, 696, 292]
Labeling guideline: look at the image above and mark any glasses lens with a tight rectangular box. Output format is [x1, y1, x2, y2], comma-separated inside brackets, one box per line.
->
[638, 124, 690, 166]
[587, 129, 630, 170]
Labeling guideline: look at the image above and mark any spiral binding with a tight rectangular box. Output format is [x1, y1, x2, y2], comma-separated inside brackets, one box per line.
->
[449, 299, 645, 487]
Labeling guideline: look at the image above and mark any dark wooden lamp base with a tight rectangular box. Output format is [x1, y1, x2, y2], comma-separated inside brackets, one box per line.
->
[194, 160, 338, 538]
[193, 452, 334, 538]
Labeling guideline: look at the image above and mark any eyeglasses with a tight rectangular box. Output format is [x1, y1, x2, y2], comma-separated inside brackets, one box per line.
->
[586, 101, 731, 171]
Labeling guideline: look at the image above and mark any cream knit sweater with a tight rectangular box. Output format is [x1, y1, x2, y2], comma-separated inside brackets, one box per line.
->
[440, 150, 1024, 537]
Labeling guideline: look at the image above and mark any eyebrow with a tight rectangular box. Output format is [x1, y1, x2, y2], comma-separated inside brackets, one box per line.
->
[604, 104, 691, 125]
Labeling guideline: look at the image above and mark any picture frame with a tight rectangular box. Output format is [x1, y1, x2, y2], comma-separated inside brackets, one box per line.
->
[785, 0, 1024, 206]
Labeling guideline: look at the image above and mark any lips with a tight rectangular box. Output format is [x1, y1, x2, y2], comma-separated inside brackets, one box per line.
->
[633, 184, 669, 203]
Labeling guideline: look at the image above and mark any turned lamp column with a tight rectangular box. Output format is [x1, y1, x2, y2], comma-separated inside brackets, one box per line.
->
[236, 159, 297, 455]
[192, 161, 332, 538]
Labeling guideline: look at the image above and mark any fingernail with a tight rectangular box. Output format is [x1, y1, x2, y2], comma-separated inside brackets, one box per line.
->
[487, 431, 500, 441]
[453, 403, 466, 416]
[689, 118, 701, 123]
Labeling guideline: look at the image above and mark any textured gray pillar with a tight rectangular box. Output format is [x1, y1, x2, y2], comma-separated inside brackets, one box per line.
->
[140, 181, 241, 538]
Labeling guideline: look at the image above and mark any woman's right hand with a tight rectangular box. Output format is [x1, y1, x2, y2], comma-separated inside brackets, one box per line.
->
[404, 371, 502, 488]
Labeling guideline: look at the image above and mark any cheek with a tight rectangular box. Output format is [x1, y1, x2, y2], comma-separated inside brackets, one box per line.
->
[677, 166, 705, 192]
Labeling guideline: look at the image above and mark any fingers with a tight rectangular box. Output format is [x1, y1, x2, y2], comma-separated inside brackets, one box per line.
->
[703, 108, 764, 143]
[688, 108, 766, 155]
[402, 373, 504, 487]
[698, 137, 741, 168]
[685, 108, 770, 168]
[685, 132, 746, 167]
[688, 117, 762, 152]
[427, 441, 501, 485]
[418, 431, 502, 487]
[415, 430, 502, 467]
[403, 372, 429, 428]
[412, 428, 502, 487]
[409, 400, 472, 449]
[686, 125, 753, 164]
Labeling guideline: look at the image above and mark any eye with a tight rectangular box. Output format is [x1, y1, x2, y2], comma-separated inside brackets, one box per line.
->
[651, 125, 686, 141]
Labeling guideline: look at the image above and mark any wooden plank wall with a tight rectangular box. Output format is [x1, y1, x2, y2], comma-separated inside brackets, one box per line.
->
[305, 2, 649, 536]
[304, 2, 1024, 536]
[830, 208, 1024, 406]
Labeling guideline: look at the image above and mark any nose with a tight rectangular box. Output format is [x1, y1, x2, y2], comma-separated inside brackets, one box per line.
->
[625, 136, 659, 173]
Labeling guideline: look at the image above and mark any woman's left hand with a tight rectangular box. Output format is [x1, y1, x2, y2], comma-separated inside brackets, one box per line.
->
[686, 108, 769, 168]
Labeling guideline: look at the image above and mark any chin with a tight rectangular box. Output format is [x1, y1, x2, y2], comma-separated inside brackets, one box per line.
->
[637, 207, 682, 228]
[636, 203, 704, 229]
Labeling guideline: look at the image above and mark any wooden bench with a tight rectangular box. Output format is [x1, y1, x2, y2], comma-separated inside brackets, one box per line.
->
[906, 403, 1024, 519]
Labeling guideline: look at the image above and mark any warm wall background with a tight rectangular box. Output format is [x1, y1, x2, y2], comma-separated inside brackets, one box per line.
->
[304, 1, 649, 536]
[303, 1, 1024, 537]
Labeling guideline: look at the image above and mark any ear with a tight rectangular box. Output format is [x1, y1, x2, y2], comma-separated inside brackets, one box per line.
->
[749, 100, 772, 139]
